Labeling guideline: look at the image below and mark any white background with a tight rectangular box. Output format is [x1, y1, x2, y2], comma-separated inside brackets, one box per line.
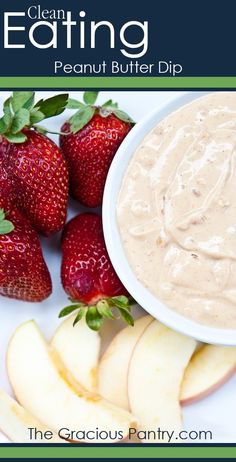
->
[0, 91, 235, 443]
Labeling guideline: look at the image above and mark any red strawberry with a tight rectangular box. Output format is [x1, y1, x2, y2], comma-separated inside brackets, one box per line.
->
[60, 92, 134, 207]
[0, 156, 16, 210]
[6, 129, 69, 235]
[0, 135, 10, 158]
[60, 213, 133, 330]
[0, 92, 69, 235]
[0, 207, 52, 302]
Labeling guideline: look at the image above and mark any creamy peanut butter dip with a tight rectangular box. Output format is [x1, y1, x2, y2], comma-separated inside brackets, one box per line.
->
[117, 92, 236, 328]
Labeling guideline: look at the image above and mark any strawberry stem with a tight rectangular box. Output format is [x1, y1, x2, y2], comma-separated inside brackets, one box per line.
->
[35, 125, 70, 136]
[59, 295, 134, 331]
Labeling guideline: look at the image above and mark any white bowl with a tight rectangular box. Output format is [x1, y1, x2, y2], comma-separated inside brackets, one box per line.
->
[103, 92, 236, 345]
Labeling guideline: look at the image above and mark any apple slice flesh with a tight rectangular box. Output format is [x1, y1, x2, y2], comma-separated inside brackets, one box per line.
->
[7, 321, 136, 443]
[51, 315, 100, 392]
[98, 315, 152, 410]
[180, 345, 236, 405]
[0, 433, 10, 443]
[0, 389, 61, 443]
[128, 321, 196, 442]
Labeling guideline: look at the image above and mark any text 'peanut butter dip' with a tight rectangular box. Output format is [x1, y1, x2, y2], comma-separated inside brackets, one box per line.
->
[117, 93, 236, 328]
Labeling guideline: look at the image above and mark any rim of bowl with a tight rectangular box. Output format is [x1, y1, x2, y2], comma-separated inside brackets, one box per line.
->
[102, 91, 236, 345]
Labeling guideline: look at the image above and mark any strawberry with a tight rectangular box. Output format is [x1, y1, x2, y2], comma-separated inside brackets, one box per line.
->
[60, 213, 133, 330]
[0, 207, 52, 302]
[0, 158, 52, 302]
[0, 92, 69, 235]
[0, 135, 10, 158]
[6, 129, 69, 236]
[60, 92, 134, 207]
[0, 155, 16, 210]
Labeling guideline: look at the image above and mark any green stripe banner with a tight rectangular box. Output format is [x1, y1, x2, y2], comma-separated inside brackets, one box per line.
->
[0, 445, 236, 459]
[0, 77, 235, 88]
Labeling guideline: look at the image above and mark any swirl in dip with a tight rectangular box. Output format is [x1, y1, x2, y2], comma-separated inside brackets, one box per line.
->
[117, 93, 236, 328]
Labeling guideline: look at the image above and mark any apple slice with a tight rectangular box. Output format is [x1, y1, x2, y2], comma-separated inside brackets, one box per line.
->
[128, 321, 196, 442]
[0, 433, 10, 443]
[98, 315, 153, 410]
[7, 321, 136, 443]
[180, 345, 236, 405]
[51, 315, 100, 392]
[0, 389, 61, 443]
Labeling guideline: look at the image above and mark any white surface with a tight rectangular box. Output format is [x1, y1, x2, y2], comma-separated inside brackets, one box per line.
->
[0, 91, 235, 443]
[103, 91, 236, 346]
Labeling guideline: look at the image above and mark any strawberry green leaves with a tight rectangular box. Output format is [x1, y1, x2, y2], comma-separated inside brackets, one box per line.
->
[0, 99, 13, 136]
[66, 91, 135, 134]
[3, 133, 28, 143]
[35, 94, 68, 118]
[67, 99, 85, 110]
[73, 308, 86, 326]
[11, 92, 35, 113]
[101, 100, 134, 123]
[83, 91, 99, 105]
[59, 302, 85, 318]
[112, 109, 135, 124]
[97, 300, 115, 320]
[102, 99, 118, 109]
[70, 106, 95, 134]
[59, 295, 134, 331]
[67, 91, 98, 111]
[0, 92, 69, 143]
[109, 296, 134, 326]
[0, 220, 14, 234]
[86, 306, 103, 330]
[66, 92, 100, 132]
[11, 108, 30, 134]
[0, 209, 14, 235]
[29, 109, 45, 125]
